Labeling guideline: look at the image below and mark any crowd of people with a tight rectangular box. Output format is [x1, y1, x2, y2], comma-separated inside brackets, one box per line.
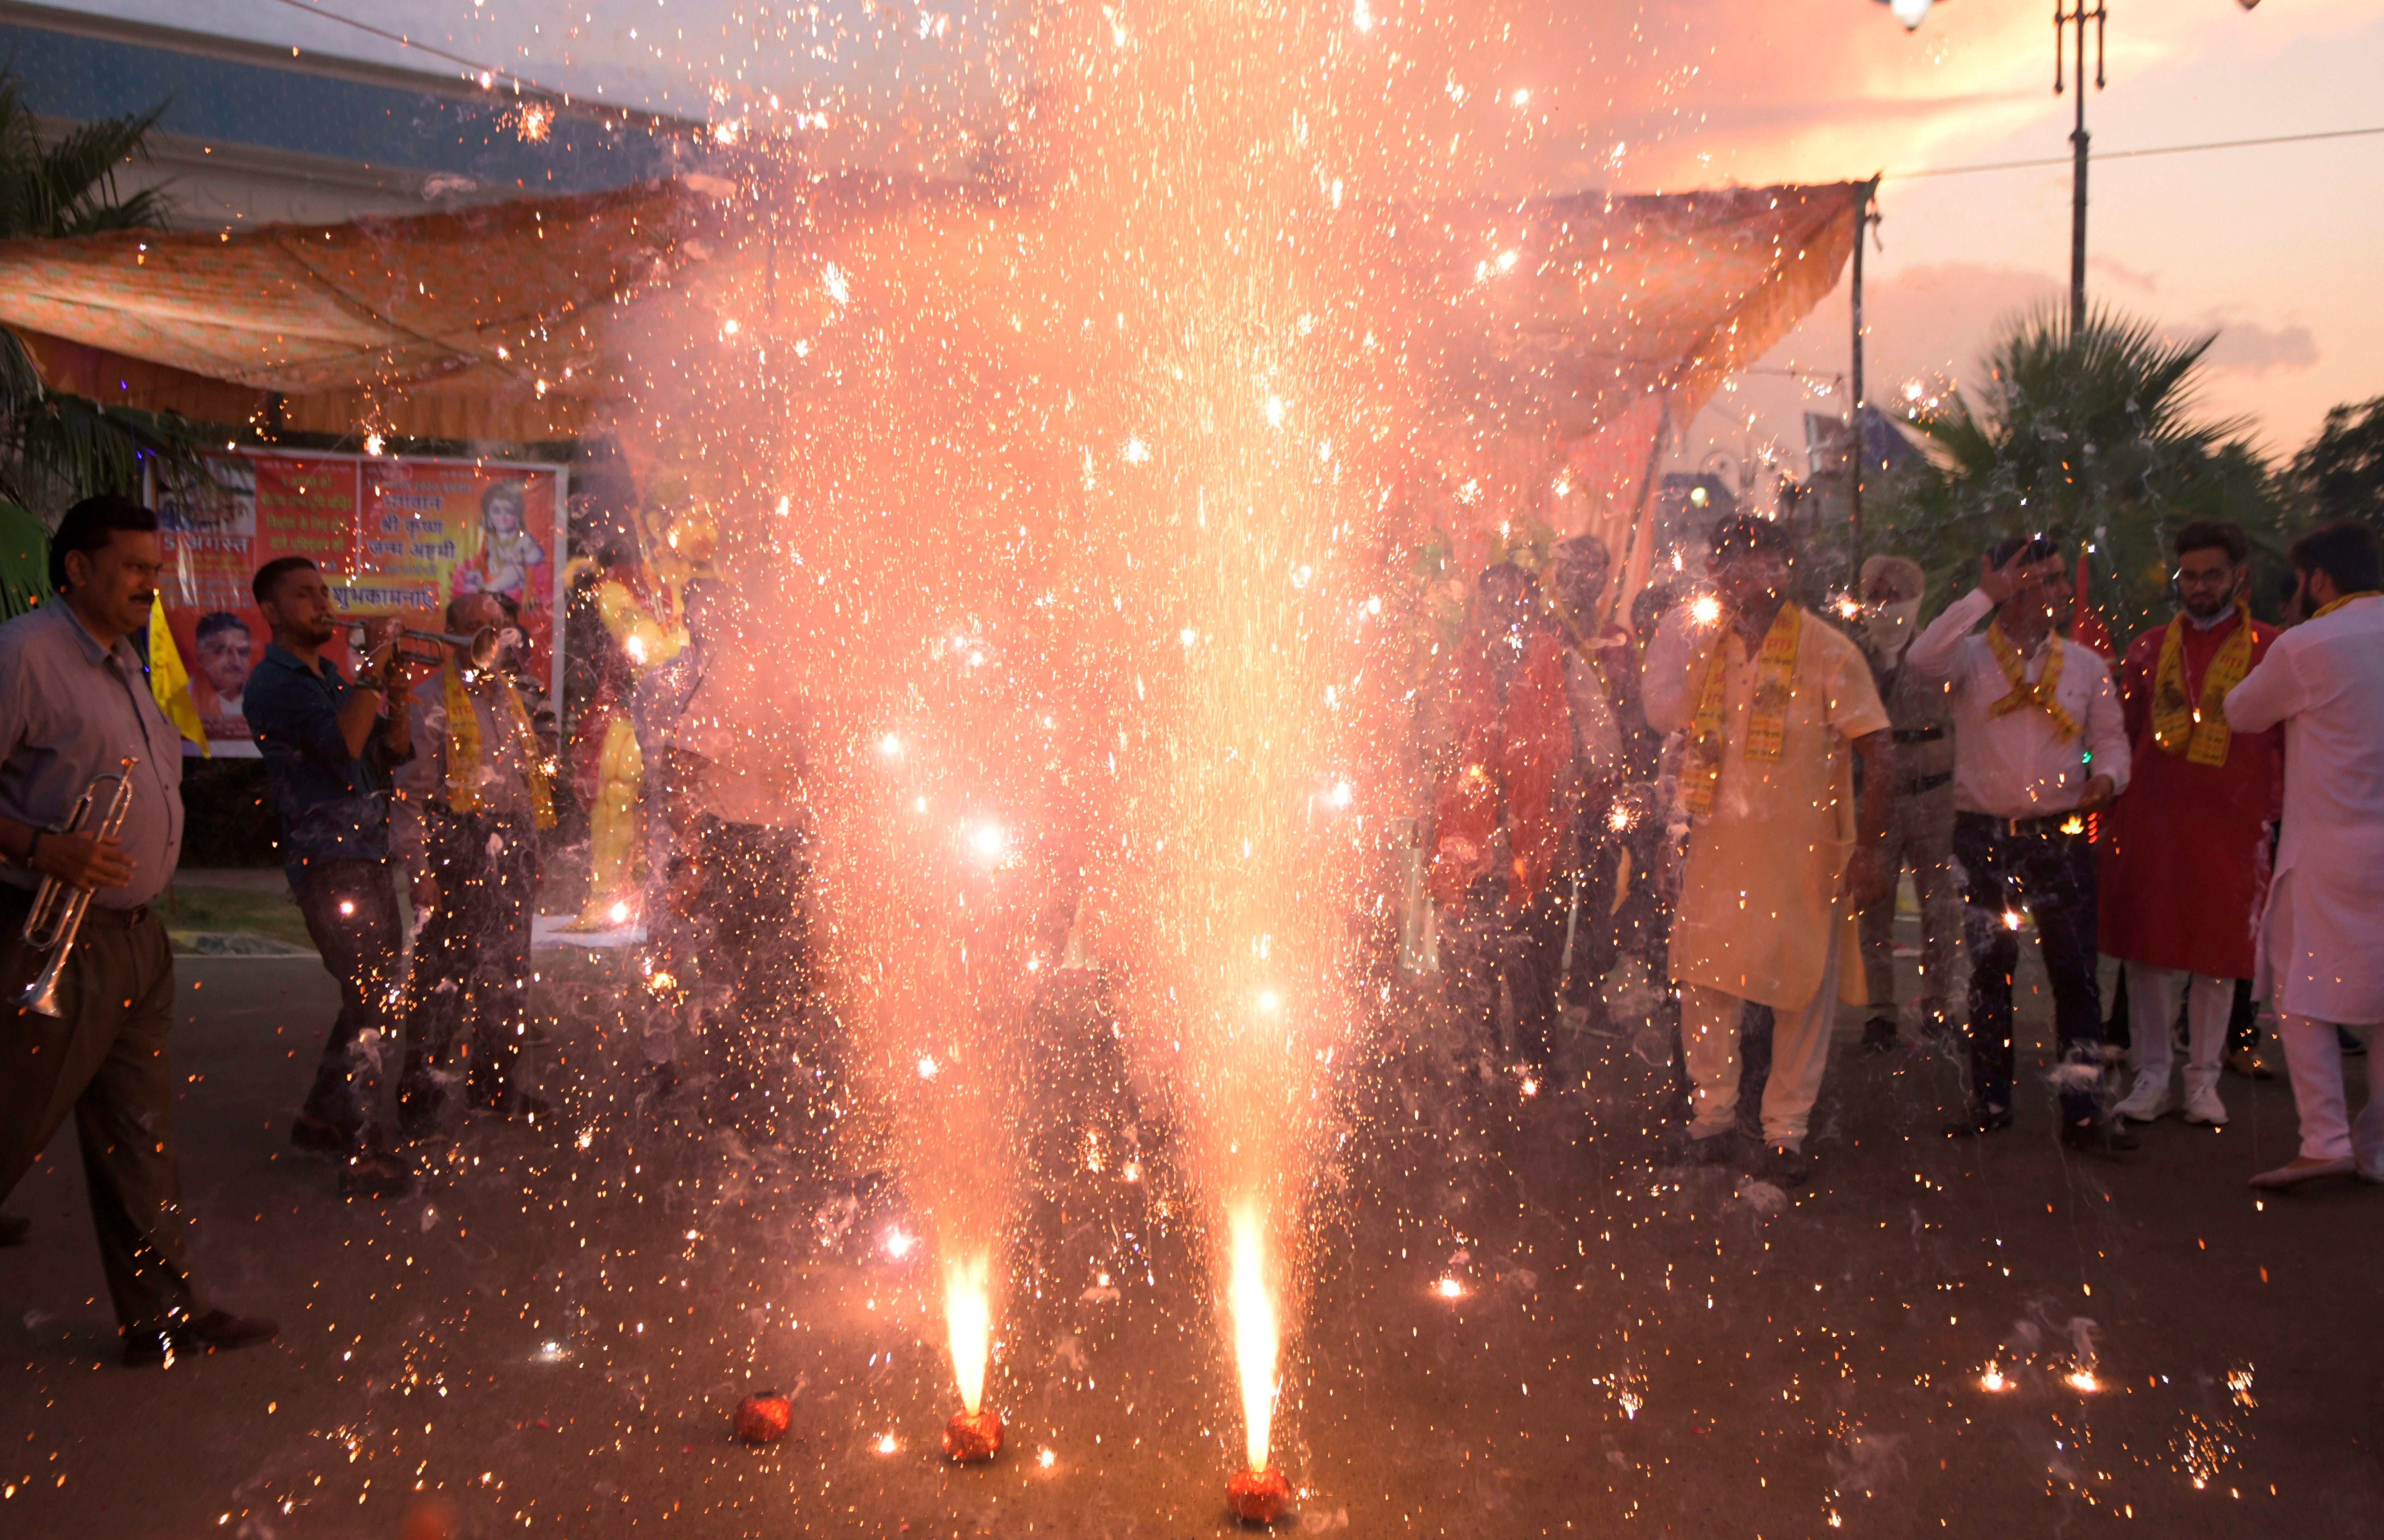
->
[0, 486, 2377, 1367]
[1424, 510, 2384, 1193]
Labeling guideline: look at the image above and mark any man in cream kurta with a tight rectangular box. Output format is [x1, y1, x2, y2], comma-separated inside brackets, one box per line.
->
[2223, 523, 2384, 1189]
[1644, 517, 1894, 1184]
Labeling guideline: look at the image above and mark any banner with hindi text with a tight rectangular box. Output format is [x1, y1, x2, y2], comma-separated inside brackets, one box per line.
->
[151, 450, 566, 756]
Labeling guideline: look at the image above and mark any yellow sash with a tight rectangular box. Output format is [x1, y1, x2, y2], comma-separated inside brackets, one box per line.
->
[2150, 601, 2253, 766]
[1985, 621, 2077, 741]
[1683, 603, 1801, 818]
[443, 662, 555, 830]
[2314, 590, 2382, 620]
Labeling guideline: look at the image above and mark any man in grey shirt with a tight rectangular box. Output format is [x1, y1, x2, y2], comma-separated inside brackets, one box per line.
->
[0, 496, 276, 1364]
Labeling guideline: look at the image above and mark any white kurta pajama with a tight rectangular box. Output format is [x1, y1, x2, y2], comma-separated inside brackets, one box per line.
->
[1644, 603, 1890, 1148]
[2224, 593, 2384, 1170]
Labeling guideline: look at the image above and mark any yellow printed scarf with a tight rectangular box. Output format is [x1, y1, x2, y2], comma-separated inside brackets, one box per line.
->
[443, 662, 555, 830]
[2150, 601, 2253, 766]
[1985, 621, 2077, 741]
[1682, 602, 1801, 818]
[2314, 590, 2383, 620]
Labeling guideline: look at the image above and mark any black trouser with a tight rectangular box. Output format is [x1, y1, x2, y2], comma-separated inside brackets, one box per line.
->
[1954, 812, 2105, 1123]
[695, 817, 815, 1139]
[403, 809, 538, 1126]
[0, 894, 199, 1336]
[1447, 830, 1623, 1076]
[288, 857, 408, 1154]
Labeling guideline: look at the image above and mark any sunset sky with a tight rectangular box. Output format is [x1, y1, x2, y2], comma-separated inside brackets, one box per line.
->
[65, 1, 2384, 474]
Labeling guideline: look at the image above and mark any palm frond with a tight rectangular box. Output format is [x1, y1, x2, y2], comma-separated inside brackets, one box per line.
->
[23, 103, 170, 237]
[1854, 298, 2294, 638]
[0, 326, 41, 418]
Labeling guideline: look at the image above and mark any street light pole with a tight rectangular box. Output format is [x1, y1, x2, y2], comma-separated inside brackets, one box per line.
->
[2055, 1, 2107, 335]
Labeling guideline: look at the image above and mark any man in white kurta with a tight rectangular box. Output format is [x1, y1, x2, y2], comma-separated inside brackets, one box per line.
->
[2222, 523, 2384, 1188]
[1644, 517, 1894, 1185]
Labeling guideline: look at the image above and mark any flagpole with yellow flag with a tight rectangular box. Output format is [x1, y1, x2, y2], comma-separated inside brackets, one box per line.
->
[147, 592, 208, 757]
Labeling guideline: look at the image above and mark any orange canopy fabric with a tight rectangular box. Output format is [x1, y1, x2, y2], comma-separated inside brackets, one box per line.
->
[0, 181, 709, 441]
[0, 175, 1859, 490]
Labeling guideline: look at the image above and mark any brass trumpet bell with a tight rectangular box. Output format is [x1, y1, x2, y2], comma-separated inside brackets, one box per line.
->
[347, 622, 506, 671]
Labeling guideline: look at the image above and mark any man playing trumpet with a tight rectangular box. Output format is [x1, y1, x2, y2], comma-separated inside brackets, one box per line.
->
[0, 496, 277, 1363]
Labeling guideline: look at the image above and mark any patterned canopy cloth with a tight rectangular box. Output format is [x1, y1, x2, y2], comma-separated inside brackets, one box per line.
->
[0, 175, 1860, 482]
[0, 181, 712, 441]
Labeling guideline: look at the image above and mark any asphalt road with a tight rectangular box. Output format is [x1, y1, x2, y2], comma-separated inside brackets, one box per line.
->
[2, 941, 2381, 1539]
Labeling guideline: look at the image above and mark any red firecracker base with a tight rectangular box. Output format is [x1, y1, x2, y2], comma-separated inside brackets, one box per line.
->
[944, 1409, 1004, 1463]
[733, 1391, 793, 1444]
[1226, 1467, 1293, 1525]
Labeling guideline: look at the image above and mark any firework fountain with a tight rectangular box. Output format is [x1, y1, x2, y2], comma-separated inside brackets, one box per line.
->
[612, 0, 1503, 1515]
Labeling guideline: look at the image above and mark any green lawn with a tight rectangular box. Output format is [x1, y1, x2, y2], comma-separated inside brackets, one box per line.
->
[160, 883, 315, 951]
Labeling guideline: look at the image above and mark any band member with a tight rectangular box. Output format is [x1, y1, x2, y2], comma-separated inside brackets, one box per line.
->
[566, 539, 684, 930]
[1641, 516, 1895, 1185]
[663, 582, 815, 1141]
[2224, 524, 2384, 1188]
[1907, 536, 2135, 1154]
[244, 556, 418, 1196]
[628, 578, 718, 1099]
[1852, 555, 1960, 1051]
[2100, 523, 2280, 1126]
[0, 496, 276, 1362]
[394, 593, 555, 1129]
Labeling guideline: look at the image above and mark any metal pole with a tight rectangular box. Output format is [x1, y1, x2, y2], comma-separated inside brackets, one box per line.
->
[1848, 179, 1878, 560]
[2057, 3, 2106, 336]
[2069, 17, 2088, 332]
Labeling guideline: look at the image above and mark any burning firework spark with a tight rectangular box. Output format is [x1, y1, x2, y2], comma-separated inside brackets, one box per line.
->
[945, 1251, 994, 1417]
[1227, 1203, 1278, 1473]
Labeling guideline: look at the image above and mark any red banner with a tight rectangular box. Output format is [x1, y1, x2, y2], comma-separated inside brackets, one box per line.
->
[153, 450, 566, 754]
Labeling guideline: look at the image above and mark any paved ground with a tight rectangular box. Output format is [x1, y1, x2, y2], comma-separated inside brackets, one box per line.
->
[4, 937, 2382, 1538]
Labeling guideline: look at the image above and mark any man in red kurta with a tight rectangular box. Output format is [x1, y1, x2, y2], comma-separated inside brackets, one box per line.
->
[1428, 562, 1580, 1084]
[2100, 522, 2282, 1126]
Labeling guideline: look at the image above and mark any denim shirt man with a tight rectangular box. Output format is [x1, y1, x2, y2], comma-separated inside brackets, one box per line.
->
[245, 643, 409, 867]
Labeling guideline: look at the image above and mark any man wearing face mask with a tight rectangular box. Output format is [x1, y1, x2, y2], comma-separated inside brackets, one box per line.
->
[2098, 522, 2281, 1127]
[1851, 555, 1959, 1053]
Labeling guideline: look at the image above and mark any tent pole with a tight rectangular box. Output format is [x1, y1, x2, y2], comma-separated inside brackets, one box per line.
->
[1847, 179, 1878, 562]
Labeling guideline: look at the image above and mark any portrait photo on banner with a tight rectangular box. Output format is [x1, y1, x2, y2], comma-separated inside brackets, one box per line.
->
[151, 451, 567, 756]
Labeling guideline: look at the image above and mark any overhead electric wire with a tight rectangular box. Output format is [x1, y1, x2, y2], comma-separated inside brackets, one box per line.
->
[260, 0, 565, 101]
[1890, 123, 2384, 180]
[253, 5, 2384, 178]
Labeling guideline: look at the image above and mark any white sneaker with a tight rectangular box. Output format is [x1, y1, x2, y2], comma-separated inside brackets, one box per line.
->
[2182, 1084, 2229, 1126]
[2114, 1069, 2171, 1123]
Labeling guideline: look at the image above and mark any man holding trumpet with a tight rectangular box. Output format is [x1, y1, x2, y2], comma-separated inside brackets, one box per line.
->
[0, 495, 277, 1364]
[245, 555, 421, 1197]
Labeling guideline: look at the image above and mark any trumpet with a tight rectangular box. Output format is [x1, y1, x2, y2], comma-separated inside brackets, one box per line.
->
[347, 622, 506, 671]
[20, 756, 139, 1018]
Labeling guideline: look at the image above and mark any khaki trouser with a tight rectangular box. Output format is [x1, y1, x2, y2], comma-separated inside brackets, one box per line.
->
[1857, 780, 1959, 1019]
[0, 896, 198, 1334]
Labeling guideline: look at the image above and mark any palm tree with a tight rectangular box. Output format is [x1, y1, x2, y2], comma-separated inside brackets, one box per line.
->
[1868, 302, 2287, 641]
[0, 59, 203, 517]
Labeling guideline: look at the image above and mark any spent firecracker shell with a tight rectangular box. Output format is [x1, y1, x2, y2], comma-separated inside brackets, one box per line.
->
[733, 1390, 793, 1444]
